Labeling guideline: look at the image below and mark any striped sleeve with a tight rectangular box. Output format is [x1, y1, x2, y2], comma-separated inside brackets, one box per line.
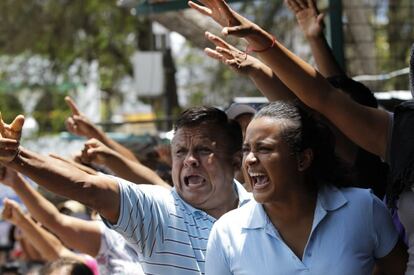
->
[103, 178, 171, 257]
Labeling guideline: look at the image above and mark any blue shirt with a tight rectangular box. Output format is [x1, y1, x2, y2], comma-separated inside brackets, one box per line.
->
[206, 186, 398, 275]
[104, 177, 251, 275]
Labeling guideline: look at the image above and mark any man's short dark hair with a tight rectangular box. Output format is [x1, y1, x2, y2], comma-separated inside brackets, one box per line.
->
[174, 106, 242, 155]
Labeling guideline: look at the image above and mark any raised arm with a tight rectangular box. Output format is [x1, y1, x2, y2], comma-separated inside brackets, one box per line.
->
[286, 0, 343, 77]
[0, 139, 120, 224]
[189, 0, 390, 158]
[0, 167, 102, 257]
[204, 31, 294, 101]
[2, 198, 85, 262]
[65, 96, 139, 162]
[81, 138, 171, 189]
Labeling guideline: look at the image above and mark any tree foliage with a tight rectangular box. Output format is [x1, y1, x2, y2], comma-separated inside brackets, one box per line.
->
[0, 0, 145, 90]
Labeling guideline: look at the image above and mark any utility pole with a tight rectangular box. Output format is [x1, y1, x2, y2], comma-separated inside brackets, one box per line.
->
[327, 0, 346, 71]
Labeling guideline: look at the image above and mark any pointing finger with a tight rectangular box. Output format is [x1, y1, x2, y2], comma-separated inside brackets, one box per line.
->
[65, 96, 81, 116]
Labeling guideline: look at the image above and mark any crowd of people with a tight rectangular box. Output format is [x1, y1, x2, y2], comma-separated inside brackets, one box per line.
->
[0, 0, 413, 274]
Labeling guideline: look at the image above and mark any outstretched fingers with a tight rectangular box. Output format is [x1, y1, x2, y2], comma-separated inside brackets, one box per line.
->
[204, 48, 224, 61]
[216, 46, 236, 60]
[295, 0, 308, 9]
[307, 0, 319, 13]
[188, 1, 212, 16]
[205, 32, 229, 48]
[65, 96, 81, 116]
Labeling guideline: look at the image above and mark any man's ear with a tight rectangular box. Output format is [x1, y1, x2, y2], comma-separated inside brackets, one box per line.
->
[297, 148, 313, 172]
[232, 151, 243, 170]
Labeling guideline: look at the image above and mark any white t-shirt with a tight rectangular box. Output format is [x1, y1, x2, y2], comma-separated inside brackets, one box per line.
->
[96, 222, 144, 275]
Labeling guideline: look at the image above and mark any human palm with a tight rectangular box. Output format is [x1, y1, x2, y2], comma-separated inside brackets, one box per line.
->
[189, 0, 258, 37]
[0, 114, 24, 141]
[0, 114, 25, 163]
[65, 96, 101, 139]
[205, 32, 257, 75]
[296, 7, 324, 38]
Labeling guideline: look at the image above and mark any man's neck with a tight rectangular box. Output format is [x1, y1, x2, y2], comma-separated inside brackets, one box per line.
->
[207, 184, 240, 219]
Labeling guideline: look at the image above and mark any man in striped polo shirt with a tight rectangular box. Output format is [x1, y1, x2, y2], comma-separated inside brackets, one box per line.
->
[1, 106, 251, 274]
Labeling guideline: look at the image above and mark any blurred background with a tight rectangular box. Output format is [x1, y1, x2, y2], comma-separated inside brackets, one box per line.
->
[0, 0, 413, 136]
[0, 0, 413, 264]
[0, 0, 412, 155]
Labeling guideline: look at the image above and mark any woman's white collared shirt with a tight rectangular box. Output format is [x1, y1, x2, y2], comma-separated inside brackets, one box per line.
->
[205, 186, 398, 275]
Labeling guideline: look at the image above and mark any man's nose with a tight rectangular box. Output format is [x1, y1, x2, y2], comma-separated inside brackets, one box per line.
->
[184, 152, 199, 167]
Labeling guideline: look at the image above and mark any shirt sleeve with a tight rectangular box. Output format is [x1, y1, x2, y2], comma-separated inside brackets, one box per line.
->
[372, 193, 399, 258]
[101, 177, 170, 257]
[205, 223, 232, 275]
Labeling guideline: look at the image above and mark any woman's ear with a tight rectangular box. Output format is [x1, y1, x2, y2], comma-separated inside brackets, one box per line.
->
[297, 148, 313, 172]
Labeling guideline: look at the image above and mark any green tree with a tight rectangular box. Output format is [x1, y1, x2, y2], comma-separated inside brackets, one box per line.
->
[385, 0, 413, 90]
[0, 0, 157, 121]
[0, 93, 23, 123]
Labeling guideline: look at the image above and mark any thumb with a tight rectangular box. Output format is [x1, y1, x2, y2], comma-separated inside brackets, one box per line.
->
[0, 112, 4, 134]
[87, 147, 99, 157]
[10, 115, 25, 132]
[316, 13, 325, 25]
[222, 26, 252, 37]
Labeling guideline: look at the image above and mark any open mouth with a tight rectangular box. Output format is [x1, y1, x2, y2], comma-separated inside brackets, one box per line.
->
[184, 175, 206, 188]
[249, 172, 270, 190]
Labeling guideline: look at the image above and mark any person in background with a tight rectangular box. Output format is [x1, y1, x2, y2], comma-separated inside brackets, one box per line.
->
[202, 0, 387, 198]
[226, 103, 256, 189]
[285, 0, 387, 199]
[1, 198, 98, 275]
[0, 167, 144, 275]
[225, 103, 256, 138]
[0, 106, 251, 274]
[65, 96, 138, 162]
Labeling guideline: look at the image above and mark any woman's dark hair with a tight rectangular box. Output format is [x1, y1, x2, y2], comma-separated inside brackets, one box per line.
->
[174, 106, 242, 155]
[254, 101, 351, 189]
[39, 258, 93, 275]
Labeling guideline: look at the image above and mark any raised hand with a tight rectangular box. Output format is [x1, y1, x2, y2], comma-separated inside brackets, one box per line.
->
[188, 0, 259, 37]
[0, 113, 25, 163]
[285, 0, 325, 38]
[80, 138, 115, 166]
[65, 96, 102, 139]
[205, 31, 260, 75]
[2, 198, 25, 226]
